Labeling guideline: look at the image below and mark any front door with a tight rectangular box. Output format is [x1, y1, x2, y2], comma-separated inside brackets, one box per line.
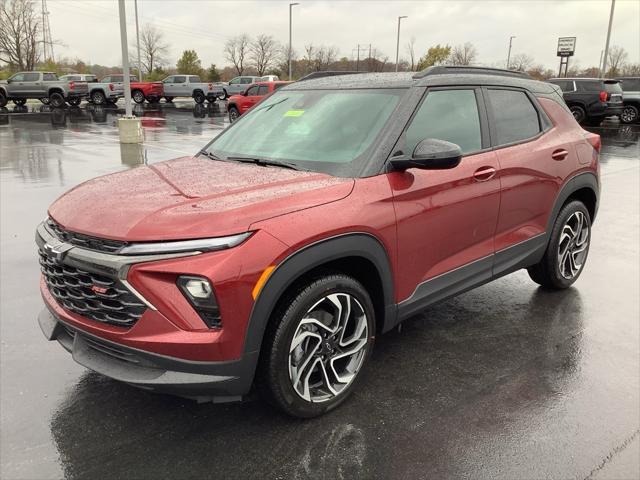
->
[389, 88, 501, 315]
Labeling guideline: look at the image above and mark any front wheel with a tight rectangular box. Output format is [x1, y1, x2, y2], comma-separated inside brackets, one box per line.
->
[528, 200, 591, 289]
[620, 105, 639, 124]
[132, 90, 145, 104]
[257, 274, 375, 418]
[13, 98, 27, 106]
[228, 106, 240, 123]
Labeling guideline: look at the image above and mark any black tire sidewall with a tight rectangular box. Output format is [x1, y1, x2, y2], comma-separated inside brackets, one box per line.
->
[264, 275, 376, 418]
[132, 91, 145, 104]
[193, 92, 205, 104]
[229, 107, 239, 122]
[621, 105, 638, 124]
[92, 91, 105, 105]
[49, 93, 64, 108]
[570, 105, 586, 124]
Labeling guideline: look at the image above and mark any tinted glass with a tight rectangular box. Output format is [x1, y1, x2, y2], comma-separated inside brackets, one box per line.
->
[189, 76, 201, 83]
[174, 76, 186, 83]
[240, 77, 253, 84]
[404, 89, 481, 155]
[10, 73, 24, 81]
[576, 80, 601, 92]
[245, 85, 259, 96]
[257, 85, 269, 96]
[163, 76, 174, 83]
[620, 79, 640, 91]
[229, 77, 240, 84]
[206, 89, 404, 176]
[43, 73, 58, 81]
[102, 76, 111, 82]
[24, 73, 40, 81]
[488, 89, 540, 146]
[552, 80, 574, 92]
[112, 75, 123, 82]
[273, 83, 287, 91]
[603, 81, 623, 94]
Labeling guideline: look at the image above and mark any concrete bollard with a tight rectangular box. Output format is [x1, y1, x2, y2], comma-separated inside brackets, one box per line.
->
[118, 117, 143, 144]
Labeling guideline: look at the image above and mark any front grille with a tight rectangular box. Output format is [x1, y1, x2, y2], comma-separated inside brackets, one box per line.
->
[46, 218, 128, 254]
[39, 250, 146, 327]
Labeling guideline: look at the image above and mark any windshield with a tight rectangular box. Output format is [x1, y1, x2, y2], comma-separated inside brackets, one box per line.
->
[204, 88, 404, 176]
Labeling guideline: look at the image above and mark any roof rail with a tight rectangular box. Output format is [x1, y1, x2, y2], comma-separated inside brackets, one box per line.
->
[413, 65, 530, 80]
[297, 71, 364, 82]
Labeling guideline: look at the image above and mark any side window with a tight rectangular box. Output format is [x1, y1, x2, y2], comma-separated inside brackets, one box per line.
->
[229, 77, 240, 85]
[257, 85, 269, 96]
[240, 77, 253, 84]
[553, 80, 574, 92]
[163, 76, 174, 83]
[174, 76, 186, 84]
[487, 89, 541, 146]
[10, 73, 25, 82]
[112, 75, 123, 82]
[189, 76, 201, 83]
[576, 80, 600, 92]
[24, 73, 40, 81]
[404, 89, 482, 155]
[245, 85, 259, 96]
[102, 76, 111, 83]
[273, 83, 286, 91]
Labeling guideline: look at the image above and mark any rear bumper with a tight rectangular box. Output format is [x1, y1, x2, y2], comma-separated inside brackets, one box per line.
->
[604, 104, 623, 116]
[38, 307, 256, 401]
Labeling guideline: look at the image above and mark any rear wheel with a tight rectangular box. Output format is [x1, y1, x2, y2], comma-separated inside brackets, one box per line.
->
[49, 92, 65, 108]
[66, 98, 81, 107]
[91, 90, 106, 105]
[257, 274, 375, 418]
[193, 91, 205, 104]
[620, 105, 639, 124]
[132, 90, 145, 104]
[570, 105, 586, 124]
[528, 200, 591, 289]
[228, 106, 240, 123]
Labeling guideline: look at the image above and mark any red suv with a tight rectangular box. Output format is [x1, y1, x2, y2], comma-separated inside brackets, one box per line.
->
[37, 67, 600, 417]
[227, 81, 291, 122]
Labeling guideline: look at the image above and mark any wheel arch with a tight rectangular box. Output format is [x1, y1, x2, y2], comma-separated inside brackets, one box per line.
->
[547, 172, 599, 234]
[48, 87, 64, 97]
[243, 233, 396, 358]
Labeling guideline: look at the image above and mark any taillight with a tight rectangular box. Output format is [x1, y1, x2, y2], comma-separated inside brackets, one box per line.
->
[69, 81, 75, 91]
[109, 83, 114, 91]
[599, 91, 608, 102]
[586, 132, 601, 153]
[208, 83, 213, 91]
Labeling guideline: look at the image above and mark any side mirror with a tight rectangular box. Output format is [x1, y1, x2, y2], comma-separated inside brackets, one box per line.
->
[390, 138, 462, 171]
[6, 79, 12, 84]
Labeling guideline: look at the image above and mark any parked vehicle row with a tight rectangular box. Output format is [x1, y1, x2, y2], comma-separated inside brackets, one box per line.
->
[162, 75, 225, 103]
[59, 74, 124, 105]
[549, 77, 626, 125]
[0, 71, 88, 108]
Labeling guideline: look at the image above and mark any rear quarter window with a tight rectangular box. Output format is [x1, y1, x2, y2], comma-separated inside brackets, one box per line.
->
[576, 81, 601, 92]
[620, 79, 640, 91]
[604, 81, 623, 94]
[487, 89, 541, 146]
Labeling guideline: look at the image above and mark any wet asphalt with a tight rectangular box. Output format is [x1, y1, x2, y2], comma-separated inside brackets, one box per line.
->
[0, 100, 639, 480]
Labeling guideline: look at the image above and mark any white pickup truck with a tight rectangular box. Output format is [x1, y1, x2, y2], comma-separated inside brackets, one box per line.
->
[161, 75, 225, 103]
[59, 74, 124, 105]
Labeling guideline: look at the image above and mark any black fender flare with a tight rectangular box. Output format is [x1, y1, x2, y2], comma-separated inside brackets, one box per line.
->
[546, 172, 599, 235]
[242, 233, 396, 358]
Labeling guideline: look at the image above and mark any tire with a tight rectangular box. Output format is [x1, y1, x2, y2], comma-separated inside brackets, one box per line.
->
[66, 98, 81, 107]
[0, 92, 7, 108]
[228, 106, 240, 123]
[527, 200, 591, 290]
[193, 91, 205, 104]
[39, 97, 50, 105]
[257, 274, 375, 418]
[132, 90, 145, 104]
[13, 98, 27, 106]
[147, 96, 160, 104]
[49, 92, 65, 108]
[164, 96, 174, 103]
[218, 89, 228, 101]
[620, 105, 639, 124]
[91, 90, 106, 105]
[569, 105, 586, 124]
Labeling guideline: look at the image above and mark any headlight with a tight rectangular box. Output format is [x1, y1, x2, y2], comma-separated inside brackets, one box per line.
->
[177, 275, 221, 328]
[119, 232, 251, 255]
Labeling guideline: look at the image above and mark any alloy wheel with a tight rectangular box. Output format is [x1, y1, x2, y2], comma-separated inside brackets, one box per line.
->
[620, 106, 638, 124]
[288, 293, 369, 403]
[557, 211, 589, 279]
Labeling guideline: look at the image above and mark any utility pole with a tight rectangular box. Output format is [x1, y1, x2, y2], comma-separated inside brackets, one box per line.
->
[134, 0, 142, 81]
[601, 0, 616, 77]
[395, 16, 407, 72]
[288, 3, 299, 80]
[356, 43, 360, 71]
[598, 50, 604, 77]
[506, 35, 516, 69]
[41, 0, 54, 62]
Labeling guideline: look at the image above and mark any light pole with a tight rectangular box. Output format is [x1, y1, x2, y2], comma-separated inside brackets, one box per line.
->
[288, 2, 299, 80]
[134, 0, 142, 81]
[395, 16, 407, 72]
[506, 35, 516, 69]
[117, 0, 142, 143]
[601, 0, 616, 77]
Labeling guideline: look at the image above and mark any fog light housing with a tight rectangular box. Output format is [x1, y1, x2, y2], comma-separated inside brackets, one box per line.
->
[177, 276, 221, 328]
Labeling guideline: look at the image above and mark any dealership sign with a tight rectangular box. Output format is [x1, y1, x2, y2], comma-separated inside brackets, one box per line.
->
[557, 37, 576, 57]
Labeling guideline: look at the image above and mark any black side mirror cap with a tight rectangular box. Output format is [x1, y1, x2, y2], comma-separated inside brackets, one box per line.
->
[390, 138, 462, 171]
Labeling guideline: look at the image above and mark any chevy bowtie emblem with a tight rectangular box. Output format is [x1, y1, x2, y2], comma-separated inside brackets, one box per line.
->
[43, 241, 73, 264]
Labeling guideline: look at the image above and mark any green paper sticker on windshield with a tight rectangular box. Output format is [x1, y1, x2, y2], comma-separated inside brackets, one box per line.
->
[284, 110, 305, 117]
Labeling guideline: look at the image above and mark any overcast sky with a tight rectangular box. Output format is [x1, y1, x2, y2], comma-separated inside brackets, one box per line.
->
[48, 0, 640, 72]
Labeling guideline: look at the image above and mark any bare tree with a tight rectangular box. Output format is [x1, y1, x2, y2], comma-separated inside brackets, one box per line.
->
[450, 42, 478, 66]
[606, 45, 628, 77]
[249, 34, 280, 76]
[138, 24, 168, 76]
[224, 34, 251, 76]
[509, 53, 534, 72]
[0, 0, 41, 70]
[406, 37, 416, 71]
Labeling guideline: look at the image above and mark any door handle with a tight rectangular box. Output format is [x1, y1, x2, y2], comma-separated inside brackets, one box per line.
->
[551, 149, 569, 161]
[473, 166, 496, 182]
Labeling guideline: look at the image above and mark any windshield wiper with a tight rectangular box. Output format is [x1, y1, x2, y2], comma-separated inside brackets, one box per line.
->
[226, 156, 301, 171]
[197, 150, 222, 161]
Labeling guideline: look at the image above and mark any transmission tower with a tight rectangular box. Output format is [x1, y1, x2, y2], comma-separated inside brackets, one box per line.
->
[41, 0, 54, 61]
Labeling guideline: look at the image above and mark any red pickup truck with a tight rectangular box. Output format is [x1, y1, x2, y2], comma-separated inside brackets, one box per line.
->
[227, 81, 291, 122]
[100, 74, 164, 104]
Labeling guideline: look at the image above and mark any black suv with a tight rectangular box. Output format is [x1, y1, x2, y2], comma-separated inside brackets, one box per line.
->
[549, 78, 624, 125]
[617, 77, 640, 124]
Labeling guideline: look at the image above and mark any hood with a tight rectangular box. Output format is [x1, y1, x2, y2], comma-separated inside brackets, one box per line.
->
[48, 156, 354, 241]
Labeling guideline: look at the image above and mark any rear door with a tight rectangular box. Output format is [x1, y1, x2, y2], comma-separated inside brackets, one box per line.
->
[173, 76, 188, 96]
[486, 87, 569, 275]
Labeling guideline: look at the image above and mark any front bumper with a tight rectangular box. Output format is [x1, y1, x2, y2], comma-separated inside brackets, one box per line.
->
[39, 307, 256, 401]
